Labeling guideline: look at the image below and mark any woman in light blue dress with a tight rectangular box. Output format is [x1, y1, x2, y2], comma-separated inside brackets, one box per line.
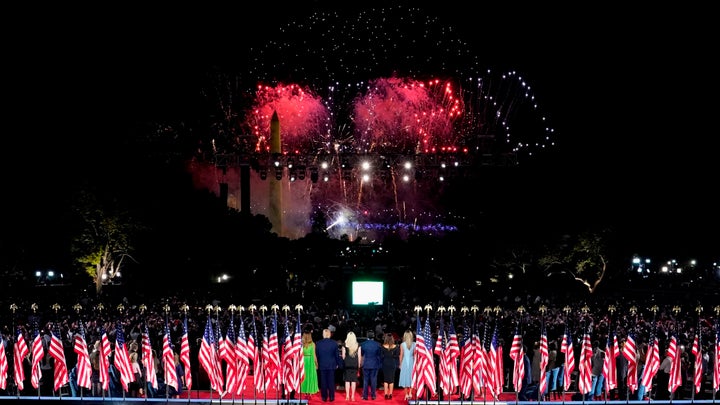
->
[398, 330, 416, 400]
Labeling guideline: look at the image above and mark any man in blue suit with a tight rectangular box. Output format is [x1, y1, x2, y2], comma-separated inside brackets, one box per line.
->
[316, 328, 342, 402]
[360, 332, 383, 400]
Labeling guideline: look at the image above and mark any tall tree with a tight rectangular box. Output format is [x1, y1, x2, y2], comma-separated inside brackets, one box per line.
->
[539, 228, 611, 293]
[70, 189, 141, 295]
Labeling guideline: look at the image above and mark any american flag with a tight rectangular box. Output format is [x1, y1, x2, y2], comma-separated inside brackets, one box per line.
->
[560, 326, 575, 392]
[250, 316, 264, 393]
[539, 326, 549, 397]
[578, 329, 593, 395]
[434, 317, 456, 398]
[262, 314, 280, 391]
[622, 331, 638, 393]
[142, 325, 157, 390]
[292, 314, 304, 391]
[690, 333, 701, 394]
[49, 323, 69, 391]
[234, 314, 251, 395]
[458, 321, 473, 398]
[220, 316, 238, 395]
[714, 322, 720, 392]
[114, 321, 134, 392]
[13, 327, 29, 392]
[14, 327, 29, 392]
[163, 321, 179, 392]
[446, 316, 460, 392]
[509, 327, 525, 393]
[412, 315, 436, 398]
[98, 326, 112, 392]
[476, 324, 489, 395]
[180, 317, 192, 391]
[667, 334, 682, 394]
[72, 322, 91, 390]
[490, 324, 504, 398]
[199, 315, 224, 394]
[30, 324, 44, 389]
[640, 331, 660, 391]
[470, 324, 483, 395]
[281, 316, 295, 395]
[0, 334, 8, 390]
[602, 330, 618, 392]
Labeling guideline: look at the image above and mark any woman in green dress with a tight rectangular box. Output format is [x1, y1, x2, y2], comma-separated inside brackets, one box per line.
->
[300, 331, 319, 397]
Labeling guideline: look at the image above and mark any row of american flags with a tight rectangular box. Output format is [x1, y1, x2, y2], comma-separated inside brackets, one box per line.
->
[1, 309, 719, 400]
[0, 316, 186, 397]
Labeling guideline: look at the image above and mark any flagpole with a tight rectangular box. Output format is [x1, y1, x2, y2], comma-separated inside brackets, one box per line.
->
[51, 303, 63, 400]
[606, 305, 615, 404]
[627, 306, 637, 403]
[249, 304, 259, 405]
[692, 305, 702, 402]
[561, 305, 570, 405]
[261, 305, 269, 404]
[481, 306, 492, 405]
[539, 305, 547, 404]
[29, 303, 39, 399]
[494, 305, 503, 404]
[471, 305, 479, 404]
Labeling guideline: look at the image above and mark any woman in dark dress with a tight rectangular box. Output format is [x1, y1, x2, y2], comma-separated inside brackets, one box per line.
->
[381, 333, 400, 399]
[342, 331, 362, 401]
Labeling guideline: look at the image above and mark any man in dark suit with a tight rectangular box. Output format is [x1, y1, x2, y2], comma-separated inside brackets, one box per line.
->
[360, 332, 383, 400]
[316, 328, 341, 402]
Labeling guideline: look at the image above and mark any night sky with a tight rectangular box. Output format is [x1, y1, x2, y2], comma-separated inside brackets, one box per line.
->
[5, 3, 717, 263]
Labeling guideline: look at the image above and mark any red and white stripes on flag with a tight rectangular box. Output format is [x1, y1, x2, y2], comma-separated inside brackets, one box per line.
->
[281, 316, 301, 395]
[470, 326, 482, 395]
[162, 322, 179, 392]
[180, 317, 192, 391]
[434, 317, 458, 398]
[509, 328, 525, 393]
[412, 315, 436, 398]
[114, 321, 135, 392]
[250, 317, 264, 393]
[48, 323, 69, 391]
[234, 315, 251, 395]
[73, 323, 92, 390]
[667, 335, 682, 394]
[490, 326, 504, 398]
[640, 333, 660, 390]
[0, 335, 7, 390]
[538, 327, 549, 397]
[578, 330, 593, 395]
[30, 326, 43, 389]
[262, 314, 280, 392]
[142, 325, 158, 390]
[622, 331, 638, 393]
[199, 315, 224, 394]
[292, 315, 305, 392]
[98, 327, 112, 392]
[458, 323, 474, 398]
[560, 327, 575, 392]
[220, 317, 238, 396]
[602, 331, 618, 392]
[14, 327, 29, 392]
[690, 334, 702, 394]
[446, 317, 460, 391]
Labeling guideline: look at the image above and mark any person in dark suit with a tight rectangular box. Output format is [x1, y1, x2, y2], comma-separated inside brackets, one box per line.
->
[316, 328, 342, 402]
[360, 332, 383, 400]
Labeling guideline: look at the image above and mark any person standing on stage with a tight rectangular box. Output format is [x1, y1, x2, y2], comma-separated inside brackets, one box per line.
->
[342, 331, 362, 401]
[316, 328, 342, 402]
[300, 331, 319, 398]
[398, 330, 416, 400]
[360, 332, 383, 400]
